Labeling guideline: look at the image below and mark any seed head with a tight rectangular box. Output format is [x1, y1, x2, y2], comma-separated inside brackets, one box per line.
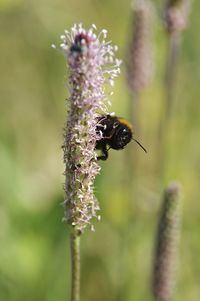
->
[126, 0, 154, 92]
[152, 182, 182, 301]
[164, 0, 191, 33]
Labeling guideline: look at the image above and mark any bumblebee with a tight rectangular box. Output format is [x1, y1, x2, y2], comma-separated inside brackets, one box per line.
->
[95, 114, 147, 160]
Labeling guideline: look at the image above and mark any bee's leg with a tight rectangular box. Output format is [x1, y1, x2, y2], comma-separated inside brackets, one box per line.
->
[97, 145, 108, 161]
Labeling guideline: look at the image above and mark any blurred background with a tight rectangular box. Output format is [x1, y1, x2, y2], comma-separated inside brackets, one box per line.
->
[1, 0, 200, 300]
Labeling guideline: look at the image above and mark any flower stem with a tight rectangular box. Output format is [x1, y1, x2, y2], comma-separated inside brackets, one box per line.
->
[165, 32, 180, 120]
[70, 229, 81, 301]
[157, 32, 181, 181]
[127, 90, 141, 198]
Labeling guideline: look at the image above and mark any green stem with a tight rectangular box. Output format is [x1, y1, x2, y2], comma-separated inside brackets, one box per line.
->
[165, 32, 181, 121]
[157, 32, 181, 180]
[130, 90, 141, 188]
[70, 229, 81, 301]
[124, 91, 141, 205]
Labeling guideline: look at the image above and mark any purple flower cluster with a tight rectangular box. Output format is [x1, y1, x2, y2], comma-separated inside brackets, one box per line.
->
[58, 24, 121, 232]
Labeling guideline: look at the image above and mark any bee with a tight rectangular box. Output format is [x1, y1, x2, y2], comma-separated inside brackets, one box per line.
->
[95, 114, 147, 160]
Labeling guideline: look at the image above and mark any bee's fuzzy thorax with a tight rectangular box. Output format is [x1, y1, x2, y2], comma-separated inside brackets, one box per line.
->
[117, 117, 133, 130]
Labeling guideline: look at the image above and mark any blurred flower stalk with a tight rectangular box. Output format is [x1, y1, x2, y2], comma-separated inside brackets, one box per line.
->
[163, 0, 191, 119]
[127, 0, 154, 96]
[158, 0, 191, 178]
[55, 24, 121, 301]
[126, 0, 154, 130]
[152, 182, 182, 301]
[125, 0, 154, 197]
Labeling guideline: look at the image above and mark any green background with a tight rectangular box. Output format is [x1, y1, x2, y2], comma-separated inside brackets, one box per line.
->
[0, 0, 200, 300]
